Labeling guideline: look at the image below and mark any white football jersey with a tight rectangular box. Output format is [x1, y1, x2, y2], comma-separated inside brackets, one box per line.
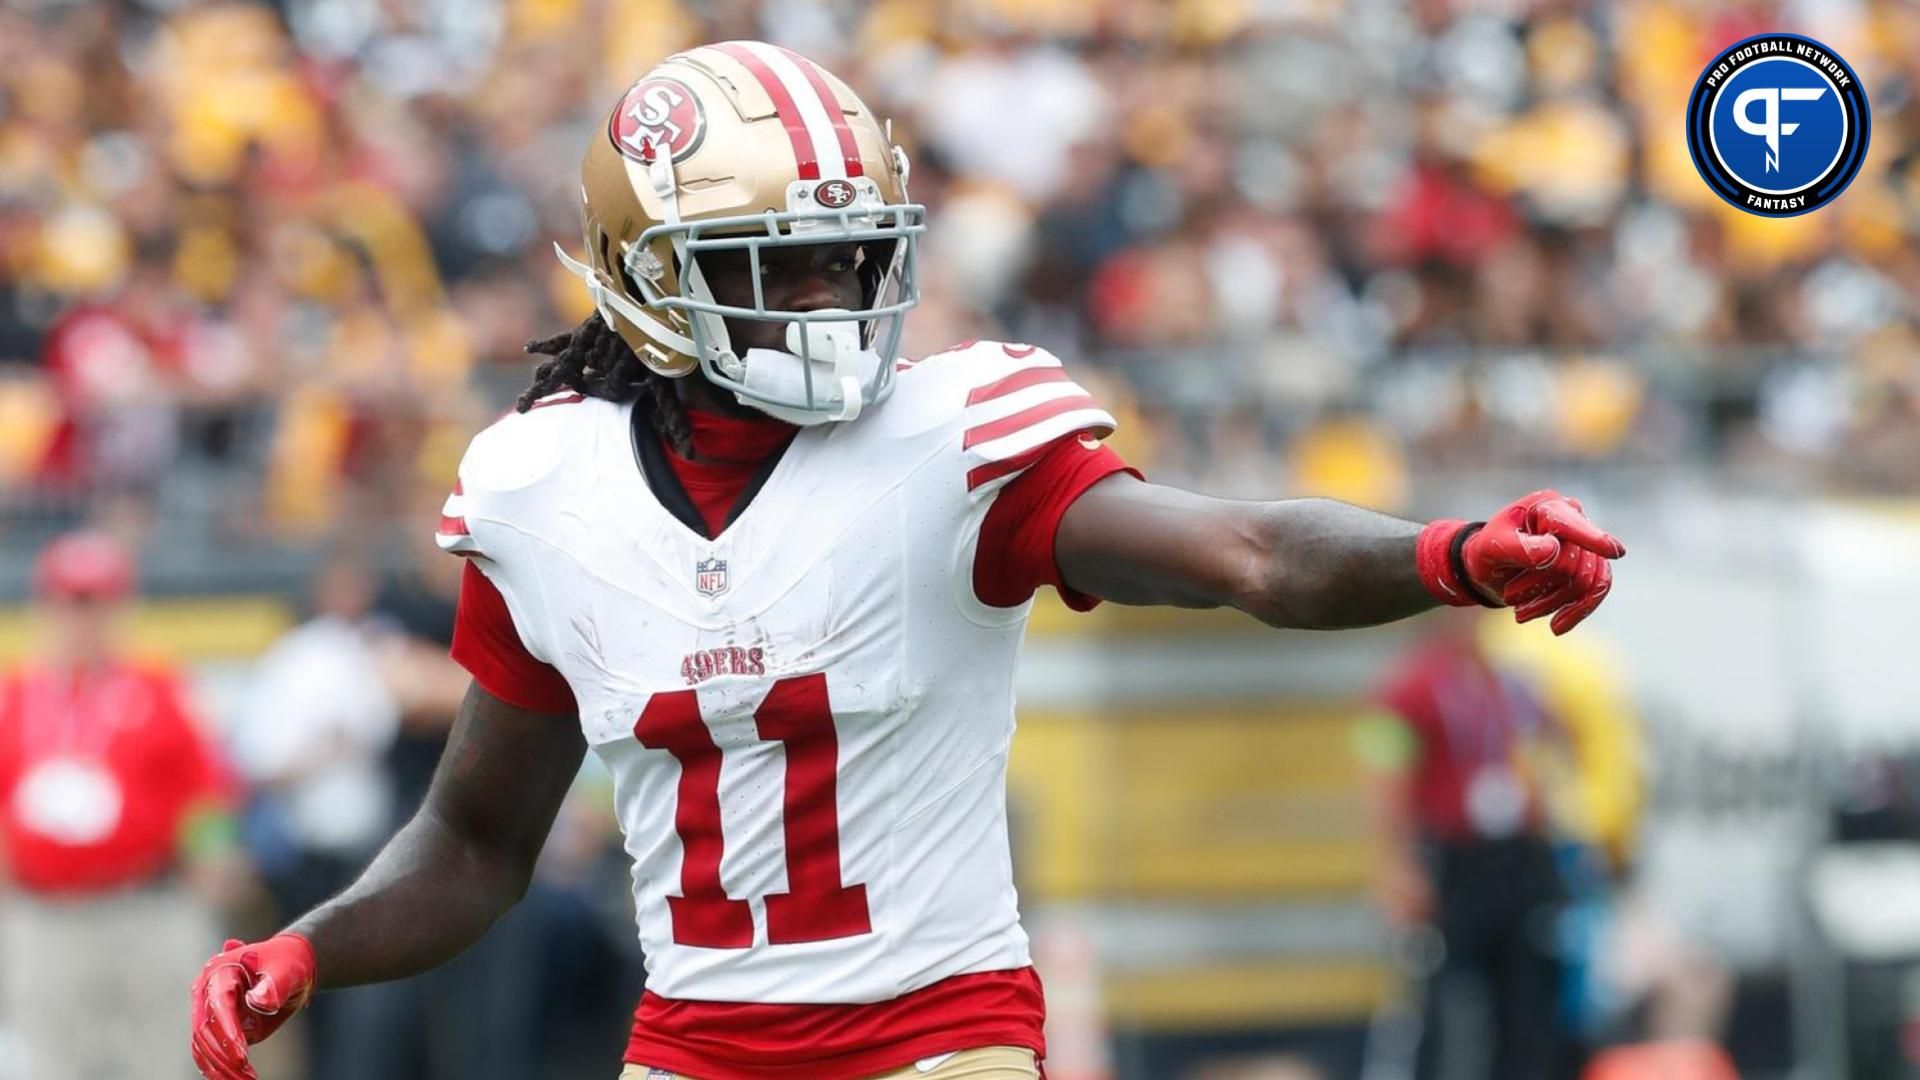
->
[437, 341, 1115, 1004]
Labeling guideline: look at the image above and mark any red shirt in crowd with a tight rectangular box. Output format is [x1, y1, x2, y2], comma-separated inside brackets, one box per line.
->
[449, 404, 1135, 1078]
[1377, 641, 1551, 844]
[0, 661, 230, 895]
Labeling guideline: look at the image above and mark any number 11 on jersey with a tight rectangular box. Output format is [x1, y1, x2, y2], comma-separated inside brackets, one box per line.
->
[634, 672, 873, 948]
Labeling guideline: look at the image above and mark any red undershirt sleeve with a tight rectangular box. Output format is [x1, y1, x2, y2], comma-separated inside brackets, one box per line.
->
[451, 561, 578, 714]
[973, 434, 1141, 611]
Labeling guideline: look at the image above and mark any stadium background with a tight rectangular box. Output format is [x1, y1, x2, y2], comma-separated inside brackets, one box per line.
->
[3, 0, 1920, 1077]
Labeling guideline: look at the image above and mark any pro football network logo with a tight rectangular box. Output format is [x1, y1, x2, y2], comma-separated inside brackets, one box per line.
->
[611, 76, 706, 164]
[695, 556, 728, 597]
[1686, 33, 1869, 218]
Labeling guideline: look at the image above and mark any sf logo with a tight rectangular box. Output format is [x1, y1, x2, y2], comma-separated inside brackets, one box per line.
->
[628, 85, 685, 147]
[611, 77, 706, 164]
[1732, 86, 1828, 172]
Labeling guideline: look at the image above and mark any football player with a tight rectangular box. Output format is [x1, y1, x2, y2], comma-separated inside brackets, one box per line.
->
[191, 41, 1622, 1080]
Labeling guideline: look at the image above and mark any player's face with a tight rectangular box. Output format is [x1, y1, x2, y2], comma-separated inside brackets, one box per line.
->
[699, 242, 867, 354]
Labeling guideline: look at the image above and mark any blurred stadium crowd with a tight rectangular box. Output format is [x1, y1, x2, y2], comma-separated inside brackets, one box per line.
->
[1, 0, 1919, 1078]
[4, 0, 1920, 577]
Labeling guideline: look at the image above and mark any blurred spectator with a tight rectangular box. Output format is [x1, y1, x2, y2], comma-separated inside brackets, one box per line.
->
[237, 553, 398, 912]
[295, 523, 552, 1080]
[32, 250, 187, 498]
[0, 531, 237, 1080]
[370, 515, 469, 824]
[1354, 608, 1572, 1080]
[232, 553, 401, 1079]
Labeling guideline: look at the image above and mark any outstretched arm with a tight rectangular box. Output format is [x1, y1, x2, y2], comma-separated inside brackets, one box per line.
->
[191, 683, 583, 1079]
[290, 682, 585, 984]
[1055, 476, 1623, 633]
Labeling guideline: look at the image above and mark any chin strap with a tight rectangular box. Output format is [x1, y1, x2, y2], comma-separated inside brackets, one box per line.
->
[550, 242, 696, 358]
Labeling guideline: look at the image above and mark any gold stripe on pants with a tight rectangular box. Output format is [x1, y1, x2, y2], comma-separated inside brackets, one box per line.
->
[620, 1044, 1039, 1080]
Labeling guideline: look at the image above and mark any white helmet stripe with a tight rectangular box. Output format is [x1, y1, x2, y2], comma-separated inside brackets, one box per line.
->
[738, 41, 850, 182]
[711, 42, 818, 178]
[774, 45, 864, 178]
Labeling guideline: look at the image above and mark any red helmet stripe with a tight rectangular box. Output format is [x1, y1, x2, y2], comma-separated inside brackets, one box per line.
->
[712, 42, 820, 180]
[776, 46, 864, 178]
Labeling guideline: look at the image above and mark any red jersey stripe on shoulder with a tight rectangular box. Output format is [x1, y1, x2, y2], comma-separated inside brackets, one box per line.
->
[963, 393, 1097, 450]
[966, 366, 1070, 407]
[527, 392, 586, 411]
[775, 46, 863, 178]
[437, 514, 469, 536]
[966, 439, 1058, 491]
[712, 43, 820, 180]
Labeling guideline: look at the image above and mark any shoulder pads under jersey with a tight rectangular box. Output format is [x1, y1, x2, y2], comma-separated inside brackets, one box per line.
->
[435, 392, 604, 556]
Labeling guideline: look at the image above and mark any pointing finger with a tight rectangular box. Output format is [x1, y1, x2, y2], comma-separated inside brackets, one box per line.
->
[1529, 499, 1625, 559]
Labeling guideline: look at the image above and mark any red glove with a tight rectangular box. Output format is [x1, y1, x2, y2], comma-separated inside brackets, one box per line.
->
[1417, 490, 1625, 636]
[190, 933, 316, 1080]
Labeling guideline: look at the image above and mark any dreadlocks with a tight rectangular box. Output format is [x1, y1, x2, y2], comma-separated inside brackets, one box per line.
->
[519, 314, 693, 456]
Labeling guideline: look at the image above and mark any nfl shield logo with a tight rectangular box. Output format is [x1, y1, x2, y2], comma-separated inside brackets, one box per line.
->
[695, 556, 728, 597]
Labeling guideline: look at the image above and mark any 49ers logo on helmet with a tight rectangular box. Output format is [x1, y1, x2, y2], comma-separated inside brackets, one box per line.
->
[610, 77, 706, 164]
[813, 179, 858, 208]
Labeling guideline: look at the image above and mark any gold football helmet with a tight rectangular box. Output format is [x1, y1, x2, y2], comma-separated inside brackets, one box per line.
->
[556, 41, 925, 423]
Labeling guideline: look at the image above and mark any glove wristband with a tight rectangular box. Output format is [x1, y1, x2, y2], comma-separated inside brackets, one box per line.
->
[1416, 519, 1499, 608]
[260, 932, 318, 1012]
[1450, 522, 1502, 607]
